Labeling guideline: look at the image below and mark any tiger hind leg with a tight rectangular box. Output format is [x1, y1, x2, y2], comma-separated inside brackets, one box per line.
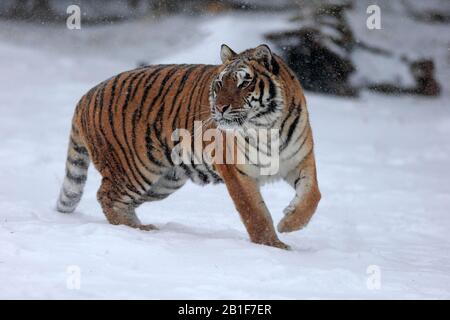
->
[97, 178, 157, 231]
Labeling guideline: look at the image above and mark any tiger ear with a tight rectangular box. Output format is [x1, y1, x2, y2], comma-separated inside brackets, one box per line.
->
[220, 44, 237, 63]
[254, 44, 272, 61]
[253, 44, 279, 75]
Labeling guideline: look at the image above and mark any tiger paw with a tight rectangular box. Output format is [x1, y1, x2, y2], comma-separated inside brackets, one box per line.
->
[137, 224, 159, 231]
[269, 239, 291, 250]
[253, 237, 291, 250]
[277, 207, 310, 233]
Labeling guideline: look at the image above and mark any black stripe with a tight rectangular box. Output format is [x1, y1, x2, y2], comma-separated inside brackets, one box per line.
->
[268, 76, 276, 100]
[190, 67, 214, 164]
[192, 165, 210, 184]
[279, 98, 295, 134]
[253, 100, 280, 119]
[284, 130, 310, 160]
[151, 121, 172, 166]
[131, 67, 169, 176]
[70, 137, 88, 155]
[141, 66, 188, 168]
[251, 75, 281, 120]
[145, 126, 165, 167]
[199, 162, 221, 182]
[107, 74, 149, 193]
[97, 79, 141, 198]
[154, 105, 174, 166]
[141, 67, 181, 167]
[281, 114, 300, 151]
[135, 65, 169, 118]
[235, 167, 248, 176]
[67, 156, 89, 169]
[183, 65, 210, 130]
[180, 163, 193, 178]
[58, 199, 75, 208]
[271, 56, 280, 76]
[146, 189, 170, 200]
[258, 79, 264, 106]
[129, 71, 149, 100]
[63, 188, 80, 200]
[168, 65, 197, 118]
[142, 65, 186, 121]
[66, 170, 87, 184]
[120, 71, 156, 187]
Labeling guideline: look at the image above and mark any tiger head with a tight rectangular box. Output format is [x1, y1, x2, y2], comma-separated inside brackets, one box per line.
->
[210, 44, 285, 131]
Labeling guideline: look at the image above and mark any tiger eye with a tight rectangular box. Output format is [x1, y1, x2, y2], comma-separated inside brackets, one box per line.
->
[238, 79, 251, 89]
[214, 79, 222, 92]
[247, 78, 256, 91]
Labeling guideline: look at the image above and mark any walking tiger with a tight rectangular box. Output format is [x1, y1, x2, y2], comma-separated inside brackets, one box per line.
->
[56, 44, 321, 249]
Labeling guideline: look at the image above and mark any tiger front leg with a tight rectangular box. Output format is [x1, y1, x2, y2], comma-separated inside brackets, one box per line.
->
[215, 163, 290, 250]
[278, 152, 321, 233]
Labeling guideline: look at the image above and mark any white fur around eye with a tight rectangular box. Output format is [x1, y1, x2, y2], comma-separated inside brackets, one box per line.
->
[238, 78, 252, 88]
[236, 70, 252, 88]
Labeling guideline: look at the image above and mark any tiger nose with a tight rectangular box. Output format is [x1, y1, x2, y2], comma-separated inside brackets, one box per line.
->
[216, 104, 230, 114]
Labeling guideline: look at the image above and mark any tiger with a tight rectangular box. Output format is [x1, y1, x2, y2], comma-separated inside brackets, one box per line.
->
[56, 44, 321, 249]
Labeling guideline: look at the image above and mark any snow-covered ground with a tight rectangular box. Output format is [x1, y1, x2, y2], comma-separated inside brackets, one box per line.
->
[0, 12, 449, 299]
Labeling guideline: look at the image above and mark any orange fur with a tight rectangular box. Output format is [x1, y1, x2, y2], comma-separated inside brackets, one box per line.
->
[57, 45, 321, 249]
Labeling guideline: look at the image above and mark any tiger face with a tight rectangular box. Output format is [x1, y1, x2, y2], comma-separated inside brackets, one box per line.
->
[210, 44, 284, 130]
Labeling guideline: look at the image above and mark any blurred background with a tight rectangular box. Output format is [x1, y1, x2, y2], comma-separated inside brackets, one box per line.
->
[0, 0, 449, 299]
[1, 0, 448, 95]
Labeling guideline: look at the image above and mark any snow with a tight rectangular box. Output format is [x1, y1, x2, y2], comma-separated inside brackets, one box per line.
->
[0, 12, 449, 299]
[347, 0, 450, 89]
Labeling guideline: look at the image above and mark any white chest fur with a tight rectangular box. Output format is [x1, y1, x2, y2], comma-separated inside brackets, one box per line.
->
[235, 110, 311, 184]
